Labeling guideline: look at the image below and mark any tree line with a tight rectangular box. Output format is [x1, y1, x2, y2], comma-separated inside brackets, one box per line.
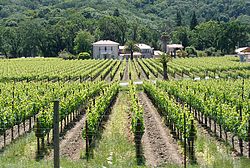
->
[171, 11, 250, 54]
[0, 7, 249, 58]
[0, 10, 160, 58]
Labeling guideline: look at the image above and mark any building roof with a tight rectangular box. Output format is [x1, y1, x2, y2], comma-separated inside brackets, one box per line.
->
[235, 47, 250, 54]
[93, 40, 119, 46]
[167, 44, 184, 49]
[120, 52, 142, 56]
[136, 44, 153, 50]
[119, 46, 125, 50]
[154, 50, 164, 56]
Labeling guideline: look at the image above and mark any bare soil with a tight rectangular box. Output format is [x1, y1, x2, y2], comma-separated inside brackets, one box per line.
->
[138, 92, 183, 167]
[59, 114, 86, 160]
[46, 114, 86, 160]
[105, 72, 112, 82]
[122, 61, 129, 81]
[137, 63, 148, 80]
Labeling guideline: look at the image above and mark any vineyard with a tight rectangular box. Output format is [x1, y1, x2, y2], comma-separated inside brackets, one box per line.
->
[1, 56, 250, 83]
[0, 56, 250, 168]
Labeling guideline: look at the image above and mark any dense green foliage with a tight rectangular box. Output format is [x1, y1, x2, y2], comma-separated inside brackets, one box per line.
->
[129, 82, 144, 135]
[0, 58, 121, 82]
[0, 81, 105, 137]
[83, 82, 119, 139]
[0, 0, 249, 57]
[1, 57, 250, 83]
[150, 57, 250, 79]
[36, 81, 105, 138]
[157, 79, 250, 140]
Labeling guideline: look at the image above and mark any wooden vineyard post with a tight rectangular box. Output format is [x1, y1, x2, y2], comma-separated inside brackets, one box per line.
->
[11, 127, 14, 141]
[53, 100, 60, 168]
[23, 120, 26, 132]
[242, 78, 244, 100]
[41, 137, 45, 151]
[190, 119, 195, 164]
[239, 104, 243, 156]
[183, 112, 187, 168]
[37, 118, 40, 156]
[4, 130, 6, 146]
[135, 118, 143, 165]
[47, 132, 50, 145]
[37, 137, 40, 155]
[60, 120, 63, 134]
[249, 117, 250, 158]
[86, 120, 89, 161]
[12, 87, 15, 141]
[29, 117, 32, 132]
[17, 123, 20, 136]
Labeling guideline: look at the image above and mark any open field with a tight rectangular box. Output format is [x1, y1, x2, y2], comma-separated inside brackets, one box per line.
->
[0, 57, 250, 168]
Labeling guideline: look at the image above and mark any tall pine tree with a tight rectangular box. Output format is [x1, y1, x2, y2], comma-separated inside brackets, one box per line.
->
[190, 11, 198, 30]
[176, 10, 182, 26]
[113, 8, 120, 17]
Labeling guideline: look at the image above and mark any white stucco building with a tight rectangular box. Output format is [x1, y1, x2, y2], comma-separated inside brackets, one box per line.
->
[92, 40, 119, 59]
[119, 43, 154, 59]
[166, 44, 184, 58]
[136, 44, 154, 58]
[235, 47, 250, 62]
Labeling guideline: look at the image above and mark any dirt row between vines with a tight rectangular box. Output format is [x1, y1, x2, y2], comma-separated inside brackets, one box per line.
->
[45, 114, 85, 160]
[122, 61, 129, 81]
[138, 92, 183, 167]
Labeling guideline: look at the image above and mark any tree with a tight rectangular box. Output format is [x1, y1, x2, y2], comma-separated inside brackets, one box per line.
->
[113, 8, 120, 17]
[131, 21, 139, 42]
[176, 10, 182, 26]
[99, 16, 128, 45]
[190, 11, 198, 30]
[38, 23, 58, 57]
[1, 27, 22, 58]
[160, 53, 172, 80]
[124, 40, 140, 60]
[191, 21, 222, 50]
[161, 32, 170, 53]
[176, 49, 188, 58]
[116, 17, 128, 45]
[74, 30, 94, 54]
[172, 26, 189, 47]
[78, 52, 91, 60]
[19, 19, 44, 57]
[219, 21, 249, 53]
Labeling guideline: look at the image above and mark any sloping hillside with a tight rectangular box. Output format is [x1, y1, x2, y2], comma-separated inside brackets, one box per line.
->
[0, 0, 249, 28]
[0, 0, 249, 57]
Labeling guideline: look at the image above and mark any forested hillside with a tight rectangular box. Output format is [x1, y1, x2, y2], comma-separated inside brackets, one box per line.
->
[0, 0, 249, 57]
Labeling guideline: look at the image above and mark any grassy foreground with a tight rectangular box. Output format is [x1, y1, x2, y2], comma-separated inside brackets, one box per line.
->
[194, 124, 250, 168]
[83, 92, 138, 167]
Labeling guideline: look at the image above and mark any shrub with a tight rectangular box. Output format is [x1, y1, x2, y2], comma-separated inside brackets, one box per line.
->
[185, 46, 197, 57]
[58, 50, 76, 60]
[205, 47, 224, 56]
[197, 50, 207, 57]
[215, 50, 224, 56]
[78, 52, 91, 60]
[177, 50, 188, 58]
[205, 47, 216, 56]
